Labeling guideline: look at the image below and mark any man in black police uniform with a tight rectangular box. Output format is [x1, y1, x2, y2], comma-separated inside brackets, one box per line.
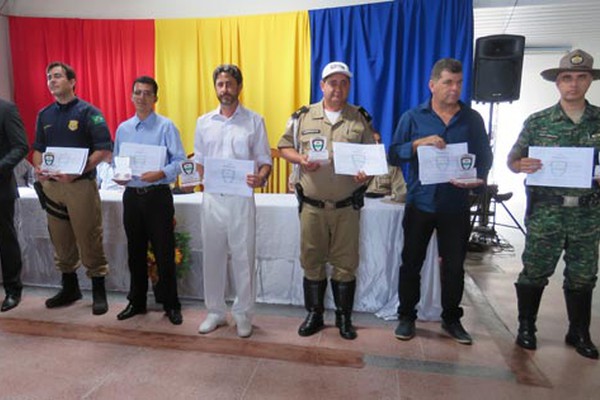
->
[32, 62, 112, 315]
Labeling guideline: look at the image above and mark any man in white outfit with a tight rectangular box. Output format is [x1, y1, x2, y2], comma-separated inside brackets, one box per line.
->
[194, 64, 272, 338]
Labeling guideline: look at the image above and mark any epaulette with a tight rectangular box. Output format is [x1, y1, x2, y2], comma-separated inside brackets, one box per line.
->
[358, 106, 372, 123]
[291, 106, 309, 119]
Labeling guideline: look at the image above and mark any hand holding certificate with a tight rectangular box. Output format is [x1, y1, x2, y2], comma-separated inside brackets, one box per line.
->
[118, 142, 167, 176]
[203, 157, 255, 197]
[332, 142, 388, 176]
[526, 146, 595, 189]
[41, 147, 89, 175]
[417, 142, 479, 185]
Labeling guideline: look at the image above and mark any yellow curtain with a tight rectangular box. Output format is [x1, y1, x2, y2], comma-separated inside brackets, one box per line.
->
[155, 12, 311, 158]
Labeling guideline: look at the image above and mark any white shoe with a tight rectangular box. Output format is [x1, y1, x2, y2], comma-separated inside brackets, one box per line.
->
[234, 315, 253, 338]
[198, 313, 227, 334]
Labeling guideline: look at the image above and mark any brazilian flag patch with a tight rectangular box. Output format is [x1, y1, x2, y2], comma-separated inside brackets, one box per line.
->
[91, 115, 105, 125]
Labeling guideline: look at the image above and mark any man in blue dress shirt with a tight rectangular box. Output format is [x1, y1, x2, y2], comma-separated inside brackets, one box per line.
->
[114, 76, 186, 325]
[388, 58, 493, 344]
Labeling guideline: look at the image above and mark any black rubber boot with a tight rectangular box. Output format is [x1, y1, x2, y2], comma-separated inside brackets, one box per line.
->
[515, 283, 544, 350]
[45, 272, 82, 308]
[564, 289, 599, 360]
[92, 277, 109, 315]
[331, 279, 357, 340]
[298, 278, 327, 337]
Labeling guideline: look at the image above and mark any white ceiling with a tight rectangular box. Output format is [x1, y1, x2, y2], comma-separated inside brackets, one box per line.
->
[474, 0, 600, 50]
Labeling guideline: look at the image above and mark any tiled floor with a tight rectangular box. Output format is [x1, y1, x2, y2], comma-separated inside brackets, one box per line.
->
[0, 226, 599, 399]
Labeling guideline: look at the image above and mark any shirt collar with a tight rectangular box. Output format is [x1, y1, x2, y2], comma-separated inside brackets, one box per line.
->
[211, 103, 245, 121]
[552, 100, 599, 122]
[55, 97, 79, 110]
[134, 111, 157, 129]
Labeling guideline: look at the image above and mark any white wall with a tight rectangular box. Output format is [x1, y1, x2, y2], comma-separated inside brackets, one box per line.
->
[473, 48, 600, 227]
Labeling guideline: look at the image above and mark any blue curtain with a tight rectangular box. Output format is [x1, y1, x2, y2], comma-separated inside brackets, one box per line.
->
[309, 0, 474, 148]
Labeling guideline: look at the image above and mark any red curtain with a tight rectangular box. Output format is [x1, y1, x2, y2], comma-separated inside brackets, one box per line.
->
[9, 17, 155, 145]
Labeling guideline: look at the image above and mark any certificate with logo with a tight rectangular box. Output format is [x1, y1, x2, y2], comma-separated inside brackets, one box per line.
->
[526, 146, 594, 188]
[417, 142, 477, 185]
[42, 147, 89, 175]
[203, 157, 255, 197]
[332, 142, 388, 176]
[118, 143, 167, 176]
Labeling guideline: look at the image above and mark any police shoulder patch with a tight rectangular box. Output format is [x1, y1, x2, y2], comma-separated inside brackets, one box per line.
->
[357, 106, 372, 122]
[90, 115, 106, 125]
[291, 106, 309, 119]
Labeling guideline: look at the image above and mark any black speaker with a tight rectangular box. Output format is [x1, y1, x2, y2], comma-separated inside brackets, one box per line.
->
[473, 34, 525, 102]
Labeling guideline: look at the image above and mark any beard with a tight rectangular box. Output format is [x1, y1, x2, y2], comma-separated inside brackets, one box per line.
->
[218, 93, 237, 105]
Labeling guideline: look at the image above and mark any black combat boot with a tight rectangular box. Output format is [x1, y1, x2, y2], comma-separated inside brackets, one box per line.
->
[515, 283, 544, 350]
[331, 279, 357, 340]
[92, 277, 109, 315]
[298, 278, 327, 337]
[45, 272, 82, 308]
[564, 289, 599, 360]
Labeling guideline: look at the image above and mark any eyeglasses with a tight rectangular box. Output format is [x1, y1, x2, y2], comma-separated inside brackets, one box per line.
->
[133, 90, 155, 97]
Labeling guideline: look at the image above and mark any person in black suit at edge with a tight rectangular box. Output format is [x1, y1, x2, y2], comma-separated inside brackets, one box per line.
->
[0, 98, 29, 312]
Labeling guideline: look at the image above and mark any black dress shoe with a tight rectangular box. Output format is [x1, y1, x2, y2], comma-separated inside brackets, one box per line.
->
[394, 318, 416, 340]
[166, 309, 183, 325]
[442, 321, 473, 345]
[117, 303, 147, 321]
[1, 294, 21, 312]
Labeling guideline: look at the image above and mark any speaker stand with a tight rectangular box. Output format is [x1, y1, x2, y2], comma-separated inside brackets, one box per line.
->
[469, 102, 526, 251]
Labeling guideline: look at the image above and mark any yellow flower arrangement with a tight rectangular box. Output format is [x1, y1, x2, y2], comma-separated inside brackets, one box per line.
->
[147, 219, 191, 284]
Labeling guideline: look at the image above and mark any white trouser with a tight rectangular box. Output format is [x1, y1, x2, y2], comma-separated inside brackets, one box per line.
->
[201, 193, 256, 319]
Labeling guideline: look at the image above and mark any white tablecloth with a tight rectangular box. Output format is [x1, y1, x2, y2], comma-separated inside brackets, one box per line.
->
[14, 188, 441, 320]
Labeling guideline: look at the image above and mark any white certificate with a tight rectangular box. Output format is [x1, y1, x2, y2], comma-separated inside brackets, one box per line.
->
[332, 142, 388, 176]
[42, 147, 89, 175]
[417, 142, 476, 185]
[526, 146, 594, 189]
[118, 143, 167, 176]
[203, 157, 255, 197]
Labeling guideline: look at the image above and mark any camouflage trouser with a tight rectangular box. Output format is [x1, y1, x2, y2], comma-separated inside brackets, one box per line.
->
[517, 204, 600, 290]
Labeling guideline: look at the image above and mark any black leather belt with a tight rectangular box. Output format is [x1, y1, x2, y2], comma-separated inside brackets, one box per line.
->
[301, 195, 354, 209]
[534, 192, 600, 207]
[126, 184, 170, 195]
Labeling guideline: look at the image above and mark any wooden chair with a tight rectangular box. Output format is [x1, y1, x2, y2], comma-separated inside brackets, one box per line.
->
[261, 148, 292, 194]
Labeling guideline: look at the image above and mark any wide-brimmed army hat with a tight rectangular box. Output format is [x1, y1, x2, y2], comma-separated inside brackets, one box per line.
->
[541, 49, 600, 81]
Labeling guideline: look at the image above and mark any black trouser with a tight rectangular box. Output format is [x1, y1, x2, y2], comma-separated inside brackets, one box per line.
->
[123, 186, 180, 311]
[397, 205, 470, 322]
[0, 199, 23, 296]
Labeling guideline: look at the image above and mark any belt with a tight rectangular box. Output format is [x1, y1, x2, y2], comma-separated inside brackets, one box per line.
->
[534, 192, 600, 207]
[126, 184, 171, 195]
[301, 195, 354, 210]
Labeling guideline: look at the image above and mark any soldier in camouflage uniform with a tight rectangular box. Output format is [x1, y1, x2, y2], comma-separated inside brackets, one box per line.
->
[278, 62, 375, 340]
[508, 49, 600, 359]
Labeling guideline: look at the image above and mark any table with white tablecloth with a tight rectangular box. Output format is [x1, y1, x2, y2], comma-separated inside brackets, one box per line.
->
[14, 188, 441, 320]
